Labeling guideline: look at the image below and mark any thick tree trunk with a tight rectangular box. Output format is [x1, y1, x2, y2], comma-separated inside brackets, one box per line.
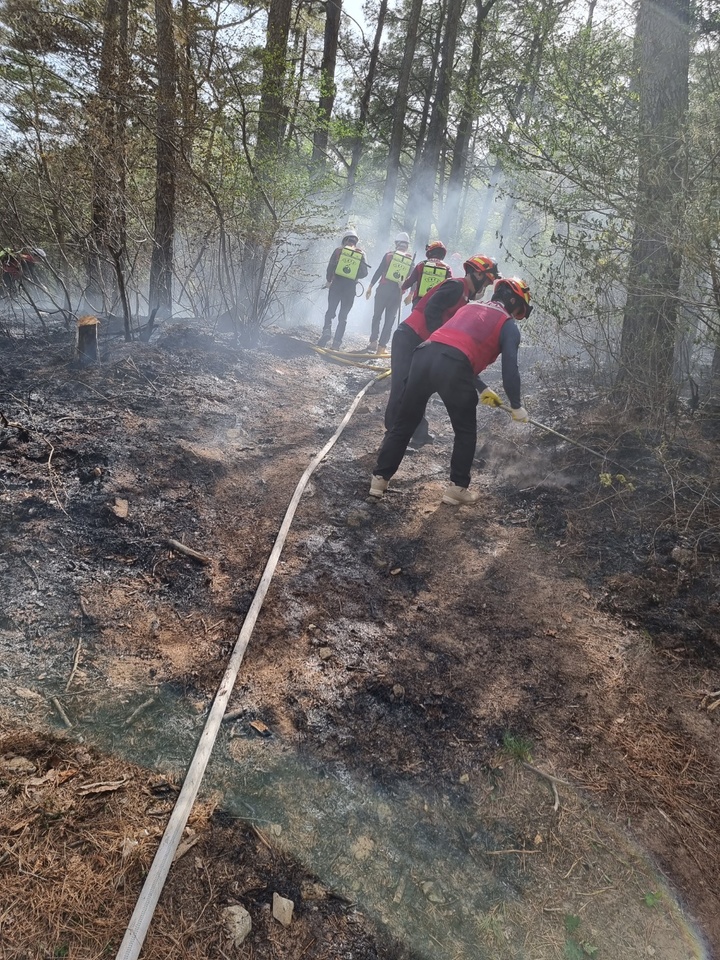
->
[255, 0, 293, 169]
[312, 0, 342, 167]
[245, 0, 292, 331]
[618, 0, 690, 409]
[149, 0, 178, 318]
[88, 0, 129, 311]
[377, 0, 423, 238]
[412, 0, 462, 248]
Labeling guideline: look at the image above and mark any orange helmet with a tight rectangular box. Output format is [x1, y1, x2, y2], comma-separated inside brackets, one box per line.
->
[463, 254, 500, 282]
[426, 240, 447, 259]
[492, 277, 532, 318]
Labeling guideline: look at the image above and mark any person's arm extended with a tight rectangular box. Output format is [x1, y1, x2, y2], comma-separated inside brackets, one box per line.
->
[424, 280, 462, 333]
[401, 262, 421, 292]
[499, 319, 522, 408]
[326, 249, 340, 283]
[370, 254, 388, 287]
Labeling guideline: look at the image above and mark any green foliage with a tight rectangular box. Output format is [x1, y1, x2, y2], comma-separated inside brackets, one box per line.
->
[564, 914, 581, 934]
[599, 473, 636, 493]
[643, 890, 662, 908]
[563, 915, 598, 958]
[501, 732, 533, 763]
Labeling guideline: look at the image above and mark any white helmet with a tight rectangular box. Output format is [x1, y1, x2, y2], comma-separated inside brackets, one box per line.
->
[342, 228, 359, 244]
[395, 232, 410, 245]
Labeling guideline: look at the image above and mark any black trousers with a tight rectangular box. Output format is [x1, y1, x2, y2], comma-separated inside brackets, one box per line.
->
[370, 283, 401, 346]
[384, 324, 431, 444]
[375, 343, 479, 488]
[323, 279, 356, 343]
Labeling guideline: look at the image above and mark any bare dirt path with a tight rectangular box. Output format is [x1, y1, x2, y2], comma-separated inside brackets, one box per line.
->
[1, 326, 718, 959]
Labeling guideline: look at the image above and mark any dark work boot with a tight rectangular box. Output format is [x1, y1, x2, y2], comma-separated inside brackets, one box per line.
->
[318, 327, 331, 347]
[408, 430, 434, 450]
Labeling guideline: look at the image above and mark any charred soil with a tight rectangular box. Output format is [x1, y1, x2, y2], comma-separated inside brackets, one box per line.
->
[1, 324, 719, 959]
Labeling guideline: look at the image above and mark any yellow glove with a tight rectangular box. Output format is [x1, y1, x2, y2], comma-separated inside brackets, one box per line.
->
[511, 406, 529, 422]
[365, 286, 373, 301]
[479, 388, 503, 407]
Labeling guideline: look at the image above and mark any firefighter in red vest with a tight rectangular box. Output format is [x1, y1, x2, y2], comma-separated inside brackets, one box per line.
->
[369, 277, 532, 505]
[364, 232, 414, 353]
[318, 230, 369, 349]
[384, 254, 500, 448]
[401, 240, 452, 308]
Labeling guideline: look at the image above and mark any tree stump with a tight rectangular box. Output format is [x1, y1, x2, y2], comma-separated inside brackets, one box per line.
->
[77, 315, 99, 364]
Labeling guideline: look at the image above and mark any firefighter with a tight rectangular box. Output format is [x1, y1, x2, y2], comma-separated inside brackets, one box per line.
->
[319, 230, 369, 350]
[369, 277, 532, 505]
[401, 240, 452, 308]
[384, 254, 500, 449]
[364, 232, 414, 353]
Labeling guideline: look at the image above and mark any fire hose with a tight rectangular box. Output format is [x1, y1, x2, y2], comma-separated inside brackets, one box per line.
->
[115, 371, 384, 960]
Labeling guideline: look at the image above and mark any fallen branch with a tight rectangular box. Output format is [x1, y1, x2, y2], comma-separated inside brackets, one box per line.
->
[0, 410, 30, 440]
[522, 761, 572, 786]
[66, 637, 83, 691]
[50, 697, 72, 728]
[167, 538, 213, 565]
[484, 848, 541, 856]
[124, 698, 155, 727]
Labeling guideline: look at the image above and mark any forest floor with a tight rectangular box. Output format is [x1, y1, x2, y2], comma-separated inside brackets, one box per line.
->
[1, 318, 719, 960]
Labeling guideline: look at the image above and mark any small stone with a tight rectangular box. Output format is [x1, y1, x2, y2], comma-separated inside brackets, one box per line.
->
[270, 823, 282, 837]
[272, 892, 294, 927]
[459, 773, 469, 783]
[223, 905, 252, 946]
[318, 647, 333, 661]
[392, 684, 405, 698]
[646, 947, 655, 957]
[421, 880, 445, 903]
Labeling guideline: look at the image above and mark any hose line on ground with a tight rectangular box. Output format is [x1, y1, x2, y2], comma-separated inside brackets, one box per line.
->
[116, 372, 382, 960]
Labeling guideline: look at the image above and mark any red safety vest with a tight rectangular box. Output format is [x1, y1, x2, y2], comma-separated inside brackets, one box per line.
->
[403, 277, 473, 342]
[428, 301, 511, 375]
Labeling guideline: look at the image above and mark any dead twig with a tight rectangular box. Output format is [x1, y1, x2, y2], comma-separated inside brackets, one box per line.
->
[167, 538, 213, 565]
[50, 697, 73, 728]
[20, 555, 40, 590]
[66, 637, 83, 691]
[0, 410, 30, 440]
[484, 848, 541, 856]
[123, 698, 155, 727]
[41, 437, 70, 519]
[522, 761, 572, 787]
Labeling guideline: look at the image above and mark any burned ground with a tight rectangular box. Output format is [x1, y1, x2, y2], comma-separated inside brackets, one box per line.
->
[1, 324, 719, 959]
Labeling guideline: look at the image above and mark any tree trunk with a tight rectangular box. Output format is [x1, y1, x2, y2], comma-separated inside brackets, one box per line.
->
[412, 0, 462, 248]
[377, 0, 423, 238]
[618, 0, 690, 409]
[440, 0, 497, 247]
[285, 21, 309, 148]
[341, 0, 388, 213]
[245, 0, 292, 332]
[149, 0, 178, 319]
[88, 0, 129, 311]
[312, 0, 342, 167]
[255, 0, 293, 169]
